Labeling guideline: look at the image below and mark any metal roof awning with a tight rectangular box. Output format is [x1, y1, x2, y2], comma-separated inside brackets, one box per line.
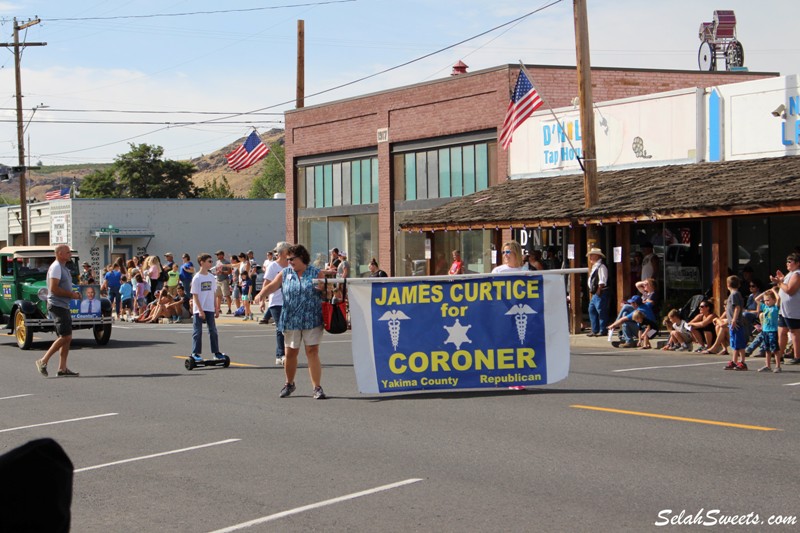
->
[91, 228, 155, 238]
[399, 155, 800, 231]
[91, 228, 155, 249]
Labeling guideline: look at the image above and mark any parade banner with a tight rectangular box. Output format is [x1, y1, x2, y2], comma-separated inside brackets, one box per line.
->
[347, 272, 570, 394]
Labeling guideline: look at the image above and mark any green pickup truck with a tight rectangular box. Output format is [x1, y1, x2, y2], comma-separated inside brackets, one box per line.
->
[0, 246, 113, 349]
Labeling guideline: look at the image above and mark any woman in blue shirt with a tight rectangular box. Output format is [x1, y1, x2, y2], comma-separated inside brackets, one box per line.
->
[255, 244, 327, 400]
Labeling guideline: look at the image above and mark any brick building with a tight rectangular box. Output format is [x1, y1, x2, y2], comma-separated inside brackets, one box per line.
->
[283, 64, 775, 277]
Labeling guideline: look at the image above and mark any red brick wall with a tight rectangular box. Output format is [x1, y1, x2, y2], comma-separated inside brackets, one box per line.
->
[284, 64, 776, 271]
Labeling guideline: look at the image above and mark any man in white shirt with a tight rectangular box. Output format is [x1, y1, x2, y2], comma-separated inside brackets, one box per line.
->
[587, 248, 610, 337]
[641, 242, 659, 281]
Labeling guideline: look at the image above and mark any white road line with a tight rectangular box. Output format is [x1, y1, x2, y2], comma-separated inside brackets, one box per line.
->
[0, 394, 33, 401]
[784, 381, 800, 386]
[75, 438, 241, 473]
[208, 478, 424, 533]
[613, 361, 722, 373]
[0, 413, 118, 434]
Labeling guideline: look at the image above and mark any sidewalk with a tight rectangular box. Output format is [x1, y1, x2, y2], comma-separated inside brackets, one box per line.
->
[570, 333, 617, 350]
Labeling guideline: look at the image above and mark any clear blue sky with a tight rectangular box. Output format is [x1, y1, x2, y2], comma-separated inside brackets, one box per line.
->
[0, 0, 796, 165]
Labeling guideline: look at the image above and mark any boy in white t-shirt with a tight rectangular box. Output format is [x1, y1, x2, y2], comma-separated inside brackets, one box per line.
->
[190, 253, 223, 361]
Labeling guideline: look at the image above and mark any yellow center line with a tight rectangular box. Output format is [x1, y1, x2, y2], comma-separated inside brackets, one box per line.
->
[570, 404, 779, 431]
[171, 356, 256, 368]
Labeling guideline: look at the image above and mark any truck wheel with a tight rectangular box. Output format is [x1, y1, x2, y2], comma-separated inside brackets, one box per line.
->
[93, 323, 112, 345]
[14, 310, 33, 350]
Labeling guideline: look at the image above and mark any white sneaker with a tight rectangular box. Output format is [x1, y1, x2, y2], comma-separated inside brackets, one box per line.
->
[276, 356, 285, 365]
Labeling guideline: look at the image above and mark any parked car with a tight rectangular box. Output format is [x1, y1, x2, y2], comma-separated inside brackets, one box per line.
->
[0, 246, 112, 349]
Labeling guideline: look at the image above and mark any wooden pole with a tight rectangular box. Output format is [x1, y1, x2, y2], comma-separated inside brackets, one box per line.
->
[5, 18, 45, 246]
[296, 20, 305, 109]
[573, 0, 598, 210]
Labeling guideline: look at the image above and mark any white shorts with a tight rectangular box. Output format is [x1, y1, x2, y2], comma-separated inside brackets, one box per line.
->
[284, 326, 324, 349]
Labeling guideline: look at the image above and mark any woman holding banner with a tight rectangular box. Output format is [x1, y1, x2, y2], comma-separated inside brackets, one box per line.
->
[254, 244, 328, 400]
[493, 241, 526, 273]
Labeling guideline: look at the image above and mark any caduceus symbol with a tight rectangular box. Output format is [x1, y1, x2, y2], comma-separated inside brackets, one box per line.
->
[378, 309, 411, 350]
[505, 304, 537, 345]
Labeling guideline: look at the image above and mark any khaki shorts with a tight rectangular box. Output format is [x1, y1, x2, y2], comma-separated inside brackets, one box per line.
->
[215, 279, 231, 298]
[284, 326, 324, 349]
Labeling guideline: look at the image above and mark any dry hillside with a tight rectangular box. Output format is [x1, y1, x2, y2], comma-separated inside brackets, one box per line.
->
[1, 129, 285, 202]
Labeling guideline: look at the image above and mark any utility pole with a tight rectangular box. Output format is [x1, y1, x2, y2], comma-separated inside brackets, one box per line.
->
[573, 0, 598, 214]
[570, 0, 599, 333]
[296, 20, 305, 109]
[1, 18, 46, 245]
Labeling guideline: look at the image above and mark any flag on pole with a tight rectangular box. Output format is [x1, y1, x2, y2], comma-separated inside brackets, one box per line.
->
[45, 188, 71, 200]
[225, 131, 269, 171]
[498, 70, 543, 150]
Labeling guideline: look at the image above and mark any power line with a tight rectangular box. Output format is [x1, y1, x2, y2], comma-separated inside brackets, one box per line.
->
[39, 1, 564, 158]
[0, 107, 283, 116]
[21, 1, 355, 22]
[167, 0, 567, 126]
[0, 119, 284, 125]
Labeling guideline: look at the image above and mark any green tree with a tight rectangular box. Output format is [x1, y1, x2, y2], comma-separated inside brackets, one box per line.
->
[78, 168, 118, 198]
[248, 142, 285, 198]
[115, 143, 197, 198]
[197, 176, 235, 198]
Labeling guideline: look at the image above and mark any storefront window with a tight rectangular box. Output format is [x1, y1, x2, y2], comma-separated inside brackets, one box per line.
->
[393, 140, 494, 201]
[297, 215, 379, 277]
[632, 222, 703, 317]
[298, 155, 378, 209]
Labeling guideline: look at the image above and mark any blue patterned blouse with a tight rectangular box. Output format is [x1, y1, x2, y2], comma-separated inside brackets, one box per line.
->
[279, 264, 323, 331]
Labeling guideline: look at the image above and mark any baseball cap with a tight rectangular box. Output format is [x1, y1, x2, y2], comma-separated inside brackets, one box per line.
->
[82, 261, 90, 267]
[627, 295, 643, 305]
[215, 250, 225, 255]
[164, 252, 173, 257]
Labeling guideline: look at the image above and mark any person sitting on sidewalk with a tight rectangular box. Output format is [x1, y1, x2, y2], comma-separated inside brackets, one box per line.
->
[701, 316, 730, 355]
[632, 309, 659, 349]
[607, 295, 657, 348]
[135, 290, 173, 323]
[634, 277, 660, 316]
[686, 300, 717, 351]
[662, 308, 692, 351]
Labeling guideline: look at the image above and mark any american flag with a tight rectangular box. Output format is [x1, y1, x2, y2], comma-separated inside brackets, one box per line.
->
[45, 187, 71, 200]
[225, 131, 269, 171]
[499, 70, 543, 150]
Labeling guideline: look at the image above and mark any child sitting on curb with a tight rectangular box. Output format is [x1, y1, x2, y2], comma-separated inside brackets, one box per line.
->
[662, 308, 692, 351]
[632, 309, 659, 350]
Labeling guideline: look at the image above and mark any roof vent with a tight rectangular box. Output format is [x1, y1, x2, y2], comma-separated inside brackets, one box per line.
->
[451, 60, 468, 76]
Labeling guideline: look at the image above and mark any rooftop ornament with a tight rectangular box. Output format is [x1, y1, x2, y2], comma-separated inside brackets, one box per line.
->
[697, 10, 745, 71]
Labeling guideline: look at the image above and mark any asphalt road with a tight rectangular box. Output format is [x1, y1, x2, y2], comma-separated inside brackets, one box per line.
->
[1, 319, 799, 532]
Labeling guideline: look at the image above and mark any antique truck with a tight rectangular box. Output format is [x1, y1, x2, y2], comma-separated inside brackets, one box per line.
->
[0, 246, 112, 349]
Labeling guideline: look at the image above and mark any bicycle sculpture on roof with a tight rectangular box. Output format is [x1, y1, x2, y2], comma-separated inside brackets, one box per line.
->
[698, 10, 744, 71]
